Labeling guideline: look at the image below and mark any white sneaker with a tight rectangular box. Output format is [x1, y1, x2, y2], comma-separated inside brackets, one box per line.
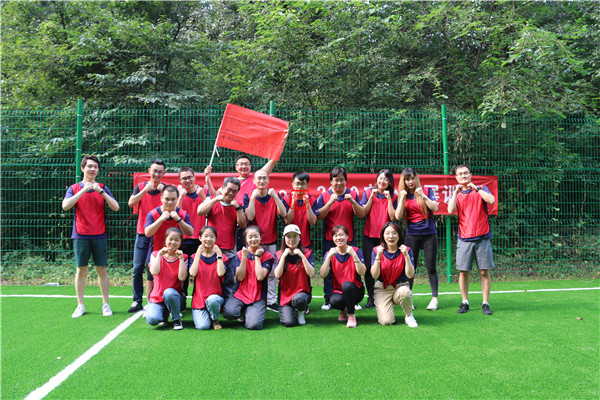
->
[405, 313, 418, 328]
[102, 303, 113, 316]
[426, 298, 438, 311]
[354, 304, 362, 311]
[321, 302, 331, 311]
[297, 311, 306, 325]
[72, 305, 85, 318]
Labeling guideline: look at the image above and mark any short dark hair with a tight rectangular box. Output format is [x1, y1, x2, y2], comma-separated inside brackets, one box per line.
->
[150, 159, 165, 168]
[379, 222, 403, 251]
[81, 155, 100, 169]
[331, 224, 349, 236]
[162, 184, 179, 197]
[223, 176, 241, 190]
[179, 167, 194, 177]
[292, 171, 310, 183]
[330, 167, 347, 181]
[236, 154, 251, 164]
[454, 164, 471, 174]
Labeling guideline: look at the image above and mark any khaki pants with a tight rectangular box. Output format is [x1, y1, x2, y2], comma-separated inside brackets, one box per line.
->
[373, 281, 412, 326]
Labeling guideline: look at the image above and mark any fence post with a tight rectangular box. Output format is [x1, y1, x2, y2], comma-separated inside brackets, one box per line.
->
[441, 105, 452, 284]
[269, 100, 276, 117]
[76, 99, 83, 181]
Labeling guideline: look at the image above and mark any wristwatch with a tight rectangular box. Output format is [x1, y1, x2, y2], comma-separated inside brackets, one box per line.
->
[235, 206, 243, 211]
[217, 256, 223, 259]
[475, 186, 481, 192]
[99, 189, 105, 194]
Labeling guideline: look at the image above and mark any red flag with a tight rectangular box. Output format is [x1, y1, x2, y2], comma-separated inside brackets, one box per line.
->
[216, 104, 289, 161]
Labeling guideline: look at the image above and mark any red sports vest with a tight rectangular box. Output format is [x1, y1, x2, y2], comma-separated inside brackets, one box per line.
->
[72, 183, 106, 235]
[148, 208, 188, 250]
[363, 189, 397, 238]
[181, 193, 206, 239]
[329, 247, 363, 294]
[190, 253, 228, 309]
[283, 194, 316, 248]
[149, 252, 187, 303]
[322, 191, 356, 241]
[135, 182, 162, 234]
[207, 202, 238, 250]
[378, 247, 410, 288]
[276, 249, 312, 306]
[234, 251, 274, 304]
[249, 196, 278, 244]
[457, 190, 490, 239]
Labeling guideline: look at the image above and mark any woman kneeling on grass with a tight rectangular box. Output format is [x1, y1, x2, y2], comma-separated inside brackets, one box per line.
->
[189, 226, 227, 330]
[320, 225, 366, 328]
[274, 224, 315, 327]
[146, 228, 188, 330]
[371, 222, 418, 328]
[223, 226, 274, 330]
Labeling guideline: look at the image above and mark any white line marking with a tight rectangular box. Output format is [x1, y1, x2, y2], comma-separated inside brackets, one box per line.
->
[2, 287, 598, 299]
[24, 311, 144, 400]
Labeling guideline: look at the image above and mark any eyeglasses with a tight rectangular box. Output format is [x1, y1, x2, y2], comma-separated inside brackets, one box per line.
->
[236, 162, 251, 167]
[456, 172, 471, 177]
[180, 175, 194, 181]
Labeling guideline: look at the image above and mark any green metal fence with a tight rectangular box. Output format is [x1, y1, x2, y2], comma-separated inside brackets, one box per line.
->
[1, 103, 599, 285]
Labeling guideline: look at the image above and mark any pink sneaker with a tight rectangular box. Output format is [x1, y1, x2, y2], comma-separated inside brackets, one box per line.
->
[346, 314, 357, 328]
[338, 310, 348, 322]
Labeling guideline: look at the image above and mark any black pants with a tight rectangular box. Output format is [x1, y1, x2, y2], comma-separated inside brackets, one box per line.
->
[330, 281, 365, 314]
[404, 233, 439, 297]
[361, 236, 380, 299]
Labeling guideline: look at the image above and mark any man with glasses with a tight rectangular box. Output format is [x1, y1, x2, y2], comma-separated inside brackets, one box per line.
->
[127, 159, 166, 312]
[448, 164, 496, 316]
[315, 167, 365, 310]
[197, 177, 247, 299]
[176, 167, 208, 304]
[282, 171, 319, 249]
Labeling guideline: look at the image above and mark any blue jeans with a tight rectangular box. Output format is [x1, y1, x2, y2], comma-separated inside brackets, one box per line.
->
[132, 234, 152, 303]
[192, 294, 224, 330]
[145, 288, 184, 325]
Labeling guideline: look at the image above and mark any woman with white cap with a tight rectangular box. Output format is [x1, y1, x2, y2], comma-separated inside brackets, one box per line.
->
[274, 224, 315, 326]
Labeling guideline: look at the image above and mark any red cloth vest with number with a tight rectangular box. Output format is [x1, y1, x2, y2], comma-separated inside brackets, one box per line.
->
[234, 251, 274, 304]
[190, 253, 228, 309]
[457, 190, 490, 239]
[181, 193, 206, 239]
[149, 208, 188, 250]
[276, 249, 312, 306]
[363, 189, 397, 237]
[135, 182, 162, 234]
[250, 196, 278, 244]
[149, 252, 187, 303]
[330, 247, 363, 293]
[283, 194, 316, 248]
[72, 183, 106, 235]
[322, 191, 356, 241]
[379, 248, 410, 288]
[207, 202, 238, 249]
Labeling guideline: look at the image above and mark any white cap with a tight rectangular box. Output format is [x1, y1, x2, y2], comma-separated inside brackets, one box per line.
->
[282, 224, 301, 237]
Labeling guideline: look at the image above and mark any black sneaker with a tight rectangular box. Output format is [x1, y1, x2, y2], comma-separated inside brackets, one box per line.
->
[128, 301, 143, 313]
[173, 320, 183, 330]
[482, 303, 493, 315]
[267, 303, 280, 313]
[365, 297, 375, 308]
[457, 302, 470, 313]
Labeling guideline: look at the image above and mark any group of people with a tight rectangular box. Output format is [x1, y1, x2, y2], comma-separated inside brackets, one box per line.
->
[63, 153, 496, 330]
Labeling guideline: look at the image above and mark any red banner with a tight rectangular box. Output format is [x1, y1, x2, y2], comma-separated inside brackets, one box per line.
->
[216, 104, 289, 161]
[133, 172, 498, 215]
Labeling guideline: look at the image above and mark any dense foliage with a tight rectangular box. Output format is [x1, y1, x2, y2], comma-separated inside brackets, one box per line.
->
[2, 1, 598, 115]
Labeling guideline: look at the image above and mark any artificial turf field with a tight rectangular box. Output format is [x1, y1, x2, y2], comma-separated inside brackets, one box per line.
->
[2, 279, 598, 400]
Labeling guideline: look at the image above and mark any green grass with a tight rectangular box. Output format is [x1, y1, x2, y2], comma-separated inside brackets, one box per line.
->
[2, 280, 599, 399]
